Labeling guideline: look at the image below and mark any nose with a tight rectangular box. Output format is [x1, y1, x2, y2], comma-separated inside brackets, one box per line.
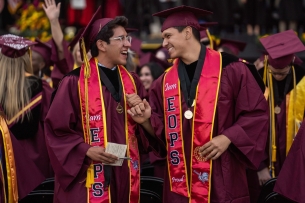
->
[162, 38, 168, 48]
[124, 39, 131, 48]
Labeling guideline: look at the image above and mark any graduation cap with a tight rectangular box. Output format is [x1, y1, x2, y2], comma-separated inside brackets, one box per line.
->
[77, 6, 113, 57]
[32, 38, 53, 67]
[69, 28, 85, 50]
[0, 34, 36, 58]
[153, 5, 212, 32]
[140, 52, 170, 70]
[130, 36, 143, 57]
[260, 30, 305, 69]
[199, 22, 218, 39]
[218, 38, 247, 56]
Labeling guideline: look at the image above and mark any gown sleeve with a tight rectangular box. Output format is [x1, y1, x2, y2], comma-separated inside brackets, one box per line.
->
[44, 74, 91, 190]
[218, 62, 269, 170]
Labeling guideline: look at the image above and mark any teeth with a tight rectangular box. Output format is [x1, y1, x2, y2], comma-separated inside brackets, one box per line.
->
[121, 51, 127, 54]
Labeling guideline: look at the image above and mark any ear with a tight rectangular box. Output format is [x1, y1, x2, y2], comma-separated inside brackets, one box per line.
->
[96, 39, 107, 52]
[185, 26, 193, 40]
[39, 61, 46, 70]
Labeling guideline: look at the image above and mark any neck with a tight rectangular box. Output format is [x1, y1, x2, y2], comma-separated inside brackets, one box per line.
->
[180, 41, 202, 65]
[96, 55, 116, 69]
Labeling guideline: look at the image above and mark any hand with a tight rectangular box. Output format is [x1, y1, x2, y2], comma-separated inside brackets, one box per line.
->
[257, 167, 271, 186]
[126, 93, 144, 108]
[86, 147, 118, 164]
[127, 99, 151, 124]
[43, 0, 61, 22]
[199, 135, 231, 161]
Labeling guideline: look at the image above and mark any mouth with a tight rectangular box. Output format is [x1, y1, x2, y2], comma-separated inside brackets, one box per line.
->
[168, 47, 173, 53]
[121, 50, 128, 57]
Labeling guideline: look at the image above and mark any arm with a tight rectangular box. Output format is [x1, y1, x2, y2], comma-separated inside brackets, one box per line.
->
[219, 62, 269, 169]
[43, 0, 64, 59]
[201, 62, 269, 168]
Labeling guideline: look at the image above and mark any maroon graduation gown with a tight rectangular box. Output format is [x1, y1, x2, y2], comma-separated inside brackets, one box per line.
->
[45, 68, 164, 203]
[274, 120, 305, 203]
[50, 40, 74, 88]
[0, 123, 46, 201]
[11, 80, 53, 179]
[149, 60, 269, 203]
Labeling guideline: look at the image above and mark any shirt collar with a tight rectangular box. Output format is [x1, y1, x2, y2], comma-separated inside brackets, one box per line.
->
[98, 62, 117, 71]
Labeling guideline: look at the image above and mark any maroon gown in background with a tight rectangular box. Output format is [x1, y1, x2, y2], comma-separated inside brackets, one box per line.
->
[13, 80, 53, 178]
[274, 119, 305, 203]
[45, 68, 165, 203]
[7, 78, 53, 199]
[148, 54, 269, 203]
[0, 122, 46, 201]
[50, 40, 74, 88]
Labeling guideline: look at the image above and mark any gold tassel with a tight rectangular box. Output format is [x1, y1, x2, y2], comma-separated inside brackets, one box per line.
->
[206, 29, 213, 50]
[80, 38, 94, 187]
[263, 55, 268, 85]
[86, 164, 95, 187]
[266, 59, 276, 178]
[292, 65, 297, 138]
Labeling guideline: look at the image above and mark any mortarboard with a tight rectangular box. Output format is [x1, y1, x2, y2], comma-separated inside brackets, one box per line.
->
[69, 28, 85, 50]
[140, 52, 170, 70]
[32, 38, 53, 67]
[218, 38, 247, 56]
[130, 36, 143, 57]
[199, 22, 218, 39]
[0, 34, 37, 58]
[78, 6, 113, 56]
[260, 30, 305, 69]
[153, 5, 212, 32]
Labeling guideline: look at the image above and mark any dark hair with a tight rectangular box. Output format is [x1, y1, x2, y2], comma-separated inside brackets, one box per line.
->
[174, 26, 200, 42]
[91, 16, 128, 57]
[138, 62, 164, 80]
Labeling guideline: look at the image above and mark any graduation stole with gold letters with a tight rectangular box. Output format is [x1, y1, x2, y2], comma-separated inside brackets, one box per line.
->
[163, 49, 222, 202]
[79, 58, 140, 203]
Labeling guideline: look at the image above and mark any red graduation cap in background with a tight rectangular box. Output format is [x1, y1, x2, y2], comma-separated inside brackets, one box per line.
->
[32, 38, 53, 67]
[0, 34, 36, 58]
[218, 38, 247, 56]
[260, 30, 305, 69]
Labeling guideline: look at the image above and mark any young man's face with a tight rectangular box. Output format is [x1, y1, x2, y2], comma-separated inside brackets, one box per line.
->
[268, 65, 291, 81]
[162, 27, 187, 59]
[104, 26, 131, 67]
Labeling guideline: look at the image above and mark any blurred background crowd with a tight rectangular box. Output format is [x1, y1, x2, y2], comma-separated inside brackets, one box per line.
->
[1, 0, 305, 62]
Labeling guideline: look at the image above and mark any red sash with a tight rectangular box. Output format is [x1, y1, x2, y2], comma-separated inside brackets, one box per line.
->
[79, 58, 140, 203]
[163, 49, 221, 202]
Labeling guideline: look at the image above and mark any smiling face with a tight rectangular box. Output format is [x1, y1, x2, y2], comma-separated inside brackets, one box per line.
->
[100, 26, 131, 67]
[139, 66, 154, 90]
[162, 27, 187, 59]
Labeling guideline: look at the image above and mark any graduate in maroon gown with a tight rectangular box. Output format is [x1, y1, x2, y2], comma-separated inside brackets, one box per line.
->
[247, 30, 305, 203]
[274, 119, 305, 203]
[0, 34, 53, 200]
[44, 7, 164, 203]
[126, 5, 269, 203]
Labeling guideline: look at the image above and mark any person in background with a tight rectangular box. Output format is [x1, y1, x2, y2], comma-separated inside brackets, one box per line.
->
[217, 38, 247, 56]
[43, 0, 74, 88]
[274, 119, 305, 203]
[0, 34, 53, 200]
[247, 30, 305, 203]
[31, 38, 53, 86]
[199, 22, 218, 50]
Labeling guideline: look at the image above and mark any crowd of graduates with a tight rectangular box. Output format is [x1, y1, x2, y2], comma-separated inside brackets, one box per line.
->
[0, 0, 305, 203]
